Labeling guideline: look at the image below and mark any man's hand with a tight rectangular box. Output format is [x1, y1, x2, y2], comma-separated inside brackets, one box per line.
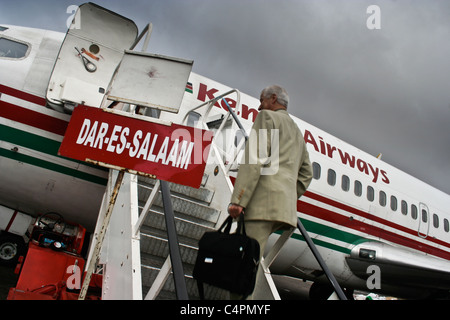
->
[228, 203, 244, 219]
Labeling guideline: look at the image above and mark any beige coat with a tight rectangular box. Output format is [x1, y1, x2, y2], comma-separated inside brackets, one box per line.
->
[230, 109, 312, 227]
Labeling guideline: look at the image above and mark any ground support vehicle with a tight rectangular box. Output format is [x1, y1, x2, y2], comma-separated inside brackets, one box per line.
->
[7, 212, 101, 300]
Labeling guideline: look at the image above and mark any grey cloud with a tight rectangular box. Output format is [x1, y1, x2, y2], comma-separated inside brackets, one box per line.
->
[1, 0, 449, 193]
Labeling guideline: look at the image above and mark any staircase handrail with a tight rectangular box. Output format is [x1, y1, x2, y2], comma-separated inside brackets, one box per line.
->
[181, 89, 246, 193]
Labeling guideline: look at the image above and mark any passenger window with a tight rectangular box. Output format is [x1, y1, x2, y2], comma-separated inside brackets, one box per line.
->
[411, 205, 418, 220]
[0, 38, 29, 59]
[444, 219, 449, 233]
[354, 180, 362, 197]
[327, 169, 336, 186]
[379, 191, 386, 207]
[312, 162, 321, 180]
[401, 200, 408, 215]
[390, 196, 397, 211]
[367, 186, 374, 202]
[421, 209, 428, 223]
[433, 214, 439, 229]
[341, 175, 350, 192]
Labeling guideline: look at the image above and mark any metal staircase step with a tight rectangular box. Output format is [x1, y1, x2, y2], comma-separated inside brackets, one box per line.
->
[139, 230, 198, 263]
[141, 266, 229, 300]
[138, 185, 220, 226]
[136, 176, 229, 300]
[138, 206, 216, 241]
[138, 176, 213, 205]
[139, 232, 229, 300]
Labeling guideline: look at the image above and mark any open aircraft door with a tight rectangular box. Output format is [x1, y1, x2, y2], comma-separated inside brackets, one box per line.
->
[46, 3, 138, 113]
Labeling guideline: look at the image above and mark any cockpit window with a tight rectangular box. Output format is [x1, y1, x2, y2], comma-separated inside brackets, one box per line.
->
[0, 26, 9, 32]
[0, 37, 29, 59]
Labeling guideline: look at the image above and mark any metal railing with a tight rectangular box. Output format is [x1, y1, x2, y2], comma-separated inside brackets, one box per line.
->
[296, 219, 347, 300]
[181, 89, 246, 192]
[160, 180, 189, 300]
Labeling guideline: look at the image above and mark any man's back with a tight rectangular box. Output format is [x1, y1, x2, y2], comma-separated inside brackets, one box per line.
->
[231, 109, 312, 227]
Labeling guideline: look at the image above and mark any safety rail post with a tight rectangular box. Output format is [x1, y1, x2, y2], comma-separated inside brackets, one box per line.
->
[297, 218, 347, 300]
[79, 170, 125, 300]
[133, 180, 160, 237]
[180, 90, 246, 191]
[220, 98, 248, 140]
[159, 180, 189, 300]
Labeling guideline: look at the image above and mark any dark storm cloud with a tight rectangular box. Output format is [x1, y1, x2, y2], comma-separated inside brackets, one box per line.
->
[1, 0, 449, 193]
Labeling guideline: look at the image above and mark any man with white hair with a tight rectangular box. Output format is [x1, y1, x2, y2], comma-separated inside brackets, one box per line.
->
[228, 85, 312, 298]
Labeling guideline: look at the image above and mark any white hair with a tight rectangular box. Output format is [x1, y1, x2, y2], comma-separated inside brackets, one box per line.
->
[261, 85, 289, 108]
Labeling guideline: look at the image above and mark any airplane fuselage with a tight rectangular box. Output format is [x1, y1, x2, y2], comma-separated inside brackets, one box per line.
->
[0, 25, 107, 231]
[1, 24, 449, 299]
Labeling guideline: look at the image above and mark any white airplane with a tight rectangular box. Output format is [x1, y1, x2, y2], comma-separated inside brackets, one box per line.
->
[1, 3, 449, 299]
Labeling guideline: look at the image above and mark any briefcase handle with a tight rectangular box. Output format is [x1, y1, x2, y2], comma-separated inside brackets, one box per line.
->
[218, 215, 247, 236]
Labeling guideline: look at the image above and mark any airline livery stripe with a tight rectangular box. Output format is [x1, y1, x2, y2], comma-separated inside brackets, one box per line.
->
[275, 217, 362, 254]
[300, 216, 364, 246]
[0, 123, 107, 183]
[299, 196, 450, 260]
[304, 191, 450, 250]
[0, 100, 68, 136]
[1, 123, 61, 156]
[0, 84, 47, 106]
[0, 147, 108, 186]
[291, 230, 352, 255]
[305, 191, 412, 239]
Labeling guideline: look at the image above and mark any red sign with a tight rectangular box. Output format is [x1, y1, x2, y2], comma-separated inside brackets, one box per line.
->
[59, 106, 214, 188]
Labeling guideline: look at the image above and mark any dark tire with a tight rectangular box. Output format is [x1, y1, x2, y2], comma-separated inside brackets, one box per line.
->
[0, 235, 26, 266]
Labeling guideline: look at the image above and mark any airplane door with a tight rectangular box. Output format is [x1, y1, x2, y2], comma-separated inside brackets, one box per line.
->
[46, 3, 138, 113]
[418, 203, 430, 239]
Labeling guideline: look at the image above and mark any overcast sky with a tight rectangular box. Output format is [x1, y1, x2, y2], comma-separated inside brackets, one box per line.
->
[1, 0, 449, 195]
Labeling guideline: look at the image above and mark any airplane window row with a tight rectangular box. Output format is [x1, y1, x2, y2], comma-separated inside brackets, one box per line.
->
[312, 162, 450, 233]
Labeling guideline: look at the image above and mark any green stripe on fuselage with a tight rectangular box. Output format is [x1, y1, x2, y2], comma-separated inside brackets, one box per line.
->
[1, 123, 60, 155]
[276, 218, 371, 255]
[0, 124, 107, 185]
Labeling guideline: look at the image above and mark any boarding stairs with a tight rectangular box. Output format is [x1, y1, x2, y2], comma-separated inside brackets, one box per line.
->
[80, 90, 287, 300]
[81, 88, 347, 300]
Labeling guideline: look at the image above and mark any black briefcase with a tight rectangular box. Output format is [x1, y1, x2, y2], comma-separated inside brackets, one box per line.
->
[193, 215, 260, 299]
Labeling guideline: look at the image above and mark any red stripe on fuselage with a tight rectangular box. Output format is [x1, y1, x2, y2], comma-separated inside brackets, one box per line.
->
[0, 100, 68, 136]
[299, 191, 450, 260]
[0, 84, 68, 136]
[0, 84, 46, 106]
